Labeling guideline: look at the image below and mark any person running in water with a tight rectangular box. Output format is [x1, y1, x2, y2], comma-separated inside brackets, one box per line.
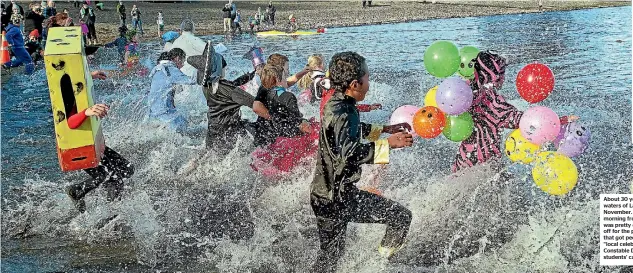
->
[187, 41, 270, 156]
[148, 48, 197, 133]
[310, 52, 413, 273]
[3, 17, 35, 74]
[253, 63, 312, 147]
[65, 71, 135, 213]
[452, 51, 578, 172]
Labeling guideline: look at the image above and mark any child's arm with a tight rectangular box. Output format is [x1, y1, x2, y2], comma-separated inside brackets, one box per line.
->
[490, 90, 523, 129]
[356, 104, 382, 112]
[170, 66, 197, 85]
[67, 104, 109, 129]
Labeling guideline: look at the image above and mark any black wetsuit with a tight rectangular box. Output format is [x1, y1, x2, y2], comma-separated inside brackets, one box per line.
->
[310, 91, 412, 273]
[188, 52, 257, 156]
[253, 86, 305, 147]
[68, 146, 134, 202]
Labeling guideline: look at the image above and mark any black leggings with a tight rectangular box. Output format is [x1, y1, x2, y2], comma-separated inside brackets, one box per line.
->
[87, 23, 97, 40]
[71, 146, 134, 201]
[310, 188, 412, 273]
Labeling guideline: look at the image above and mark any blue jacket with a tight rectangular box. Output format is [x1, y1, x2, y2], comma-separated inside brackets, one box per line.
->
[5, 23, 25, 50]
[148, 60, 196, 132]
[105, 36, 128, 55]
[4, 23, 33, 74]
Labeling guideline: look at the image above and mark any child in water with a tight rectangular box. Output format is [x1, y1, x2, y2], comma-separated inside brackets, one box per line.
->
[124, 30, 140, 68]
[310, 52, 413, 273]
[104, 26, 129, 66]
[65, 71, 135, 213]
[452, 51, 578, 172]
[147, 48, 197, 133]
[253, 64, 312, 147]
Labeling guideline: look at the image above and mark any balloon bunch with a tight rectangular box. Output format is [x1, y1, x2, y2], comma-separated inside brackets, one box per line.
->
[505, 63, 591, 196]
[390, 41, 478, 142]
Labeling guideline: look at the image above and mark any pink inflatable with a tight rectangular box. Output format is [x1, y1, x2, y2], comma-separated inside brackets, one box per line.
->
[519, 106, 561, 145]
[390, 105, 420, 137]
[250, 119, 320, 178]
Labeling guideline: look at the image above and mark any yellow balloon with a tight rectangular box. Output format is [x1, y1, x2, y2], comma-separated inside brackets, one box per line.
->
[532, 152, 578, 196]
[424, 86, 439, 107]
[504, 129, 540, 164]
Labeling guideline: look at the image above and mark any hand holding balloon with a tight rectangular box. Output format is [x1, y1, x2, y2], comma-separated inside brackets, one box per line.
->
[384, 123, 412, 134]
[387, 132, 414, 148]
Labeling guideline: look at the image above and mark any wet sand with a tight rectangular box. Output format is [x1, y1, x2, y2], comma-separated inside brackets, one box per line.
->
[37, 1, 633, 43]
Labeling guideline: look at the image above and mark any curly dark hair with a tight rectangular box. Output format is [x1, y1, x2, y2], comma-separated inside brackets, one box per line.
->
[328, 52, 367, 94]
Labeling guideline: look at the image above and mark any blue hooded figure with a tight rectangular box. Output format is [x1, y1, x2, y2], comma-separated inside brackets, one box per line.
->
[147, 48, 197, 133]
[4, 21, 34, 74]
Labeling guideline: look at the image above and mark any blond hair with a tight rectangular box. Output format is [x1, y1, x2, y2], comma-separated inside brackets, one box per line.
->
[297, 54, 324, 90]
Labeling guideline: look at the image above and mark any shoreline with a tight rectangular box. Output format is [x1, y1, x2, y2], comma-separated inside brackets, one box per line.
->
[26, 1, 633, 43]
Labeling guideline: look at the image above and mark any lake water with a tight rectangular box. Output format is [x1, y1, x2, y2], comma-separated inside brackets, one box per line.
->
[1, 6, 632, 273]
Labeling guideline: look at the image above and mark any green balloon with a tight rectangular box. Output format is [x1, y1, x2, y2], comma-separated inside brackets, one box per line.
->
[458, 46, 480, 80]
[442, 112, 474, 142]
[423, 41, 460, 78]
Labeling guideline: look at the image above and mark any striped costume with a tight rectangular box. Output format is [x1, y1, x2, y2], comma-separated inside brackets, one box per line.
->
[452, 85, 522, 172]
[452, 51, 518, 172]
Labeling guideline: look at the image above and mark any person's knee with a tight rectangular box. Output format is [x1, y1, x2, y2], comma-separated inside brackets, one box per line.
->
[398, 207, 413, 227]
[120, 162, 135, 178]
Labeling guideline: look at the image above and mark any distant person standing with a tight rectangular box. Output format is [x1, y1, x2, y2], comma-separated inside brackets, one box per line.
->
[362, 1, 373, 8]
[43, 0, 56, 18]
[157, 11, 164, 38]
[80, 2, 97, 45]
[230, 0, 237, 29]
[117, 1, 126, 27]
[233, 10, 242, 34]
[222, 3, 232, 33]
[23, 4, 45, 41]
[268, 1, 276, 25]
[131, 5, 144, 35]
[538, 0, 544, 11]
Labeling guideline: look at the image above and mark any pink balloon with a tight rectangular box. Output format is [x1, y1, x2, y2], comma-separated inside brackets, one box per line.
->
[390, 105, 420, 137]
[519, 106, 561, 145]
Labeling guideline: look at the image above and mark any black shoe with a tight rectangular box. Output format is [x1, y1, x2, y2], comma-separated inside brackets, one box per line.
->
[65, 185, 86, 213]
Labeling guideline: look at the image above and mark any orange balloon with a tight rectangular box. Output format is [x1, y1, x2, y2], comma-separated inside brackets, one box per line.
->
[413, 106, 446, 138]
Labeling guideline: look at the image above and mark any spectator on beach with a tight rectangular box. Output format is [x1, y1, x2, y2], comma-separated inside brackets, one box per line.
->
[287, 14, 297, 32]
[222, 3, 232, 33]
[43, 1, 56, 18]
[95, 1, 103, 11]
[80, 2, 97, 45]
[24, 4, 45, 41]
[233, 10, 243, 34]
[362, 1, 373, 8]
[230, 0, 237, 29]
[117, 1, 126, 27]
[131, 4, 144, 35]
[4, 0, 25, 33]
[538, 0, 544, 11]
[268, 1, 276, 25]
[157, 11, 164, 38]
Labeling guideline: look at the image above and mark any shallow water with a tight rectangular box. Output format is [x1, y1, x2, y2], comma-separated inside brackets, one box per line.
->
[2, 6, 632, 273]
